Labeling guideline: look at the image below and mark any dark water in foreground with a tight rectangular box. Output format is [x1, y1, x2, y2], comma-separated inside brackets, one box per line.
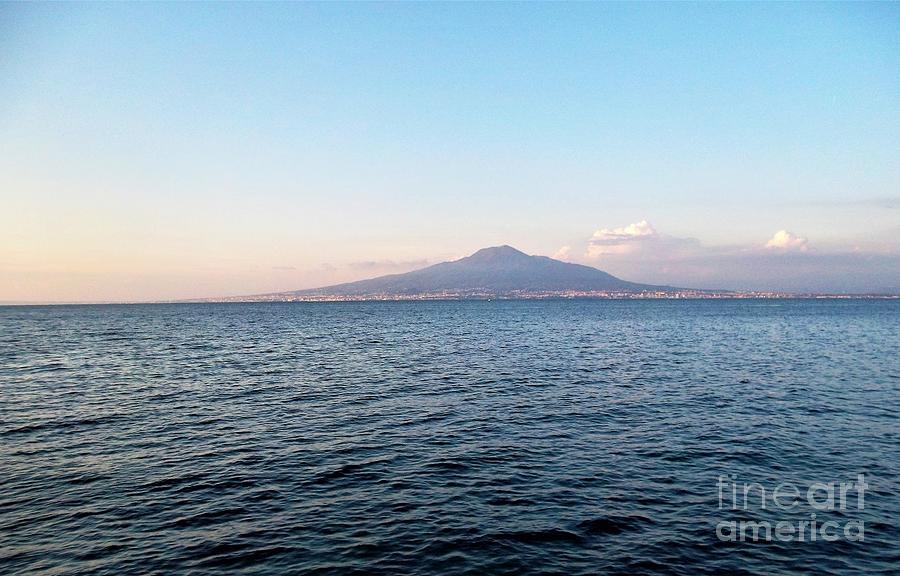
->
[1, 300, 898, 575]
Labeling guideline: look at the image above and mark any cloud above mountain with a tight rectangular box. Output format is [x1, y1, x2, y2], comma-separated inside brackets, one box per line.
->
[553, 245, 572, 261]
[765, 230, 809, 251]
[587, 220, 658, 257]
[557, 220, 899, 293]
[580, 220, 704, 262]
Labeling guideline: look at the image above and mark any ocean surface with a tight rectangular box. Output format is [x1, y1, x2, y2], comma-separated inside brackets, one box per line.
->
[1, 299, 898, 575]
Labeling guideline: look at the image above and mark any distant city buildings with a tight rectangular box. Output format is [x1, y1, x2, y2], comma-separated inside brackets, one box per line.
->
[202, 290, 897, 303]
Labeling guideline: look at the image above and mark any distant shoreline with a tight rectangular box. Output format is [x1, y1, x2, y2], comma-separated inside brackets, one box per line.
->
[3, 294, 899, 306]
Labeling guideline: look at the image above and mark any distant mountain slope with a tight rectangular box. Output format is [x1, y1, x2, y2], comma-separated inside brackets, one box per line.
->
[288, 245, 672, 296]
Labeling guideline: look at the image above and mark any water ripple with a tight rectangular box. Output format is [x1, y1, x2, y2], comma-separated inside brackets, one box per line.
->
[0, 300, 898, 574]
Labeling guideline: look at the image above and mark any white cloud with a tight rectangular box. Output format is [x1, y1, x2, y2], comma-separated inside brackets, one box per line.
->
[591, 220, 657, 242]
[587, 220, 658, 258]
[553, 245, 572, 261]
[557, 222, 900, 292]
[765, 230, 809, 251]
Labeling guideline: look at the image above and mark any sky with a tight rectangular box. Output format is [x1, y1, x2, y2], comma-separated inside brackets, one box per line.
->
[1, 2, 898, 301]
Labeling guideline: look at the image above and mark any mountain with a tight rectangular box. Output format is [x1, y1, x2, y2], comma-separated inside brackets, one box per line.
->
[283, 245, 674, 298]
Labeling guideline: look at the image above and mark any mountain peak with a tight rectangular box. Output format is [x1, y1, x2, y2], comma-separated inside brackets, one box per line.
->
[465, 245, 530, 262]
[286, 243, 671, 297]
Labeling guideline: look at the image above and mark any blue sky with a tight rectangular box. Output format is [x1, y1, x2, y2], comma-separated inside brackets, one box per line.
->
[1, 3, 898, 300]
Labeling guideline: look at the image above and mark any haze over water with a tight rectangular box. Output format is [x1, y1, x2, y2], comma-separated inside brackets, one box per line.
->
[2, 300, 898, 574]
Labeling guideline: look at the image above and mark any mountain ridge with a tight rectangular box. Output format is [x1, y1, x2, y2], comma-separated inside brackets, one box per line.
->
[284, 245, 676, 297]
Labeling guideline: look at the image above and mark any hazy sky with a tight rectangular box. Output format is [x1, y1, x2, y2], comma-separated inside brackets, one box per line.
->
[2, 3, 899, 301]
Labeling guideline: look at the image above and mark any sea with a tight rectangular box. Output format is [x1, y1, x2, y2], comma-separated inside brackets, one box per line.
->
[1, 299, 898, 575]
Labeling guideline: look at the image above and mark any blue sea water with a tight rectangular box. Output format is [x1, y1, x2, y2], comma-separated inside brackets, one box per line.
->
[1, 299, 898, 575]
